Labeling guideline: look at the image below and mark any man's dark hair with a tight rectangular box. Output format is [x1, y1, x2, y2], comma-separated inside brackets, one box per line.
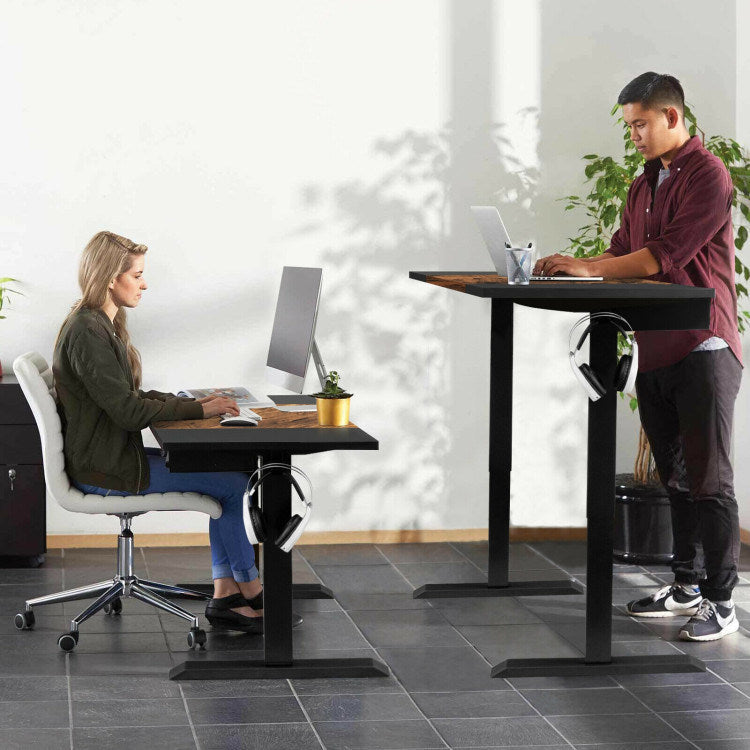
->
[617, 72, 685, 114]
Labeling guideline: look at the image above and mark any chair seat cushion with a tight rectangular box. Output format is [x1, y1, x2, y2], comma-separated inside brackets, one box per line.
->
[66, 488, 223, 518]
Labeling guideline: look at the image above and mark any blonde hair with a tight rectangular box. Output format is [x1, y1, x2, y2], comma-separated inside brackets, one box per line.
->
[58, 231, 148, 388]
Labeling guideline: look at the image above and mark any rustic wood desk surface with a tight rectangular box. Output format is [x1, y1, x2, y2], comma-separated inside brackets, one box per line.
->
[154, 406, 354, 431]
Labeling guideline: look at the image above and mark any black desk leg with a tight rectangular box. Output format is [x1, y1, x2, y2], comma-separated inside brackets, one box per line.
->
[415, 300, 582, 600]
[493, 322, 704, 677]
[170, 453, 388, 680]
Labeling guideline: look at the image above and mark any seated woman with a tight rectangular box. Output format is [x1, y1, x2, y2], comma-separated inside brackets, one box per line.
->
[53, 230, 297, 634]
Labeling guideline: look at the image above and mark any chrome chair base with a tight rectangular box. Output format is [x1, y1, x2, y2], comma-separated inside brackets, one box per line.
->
[17, 515, 209, 650]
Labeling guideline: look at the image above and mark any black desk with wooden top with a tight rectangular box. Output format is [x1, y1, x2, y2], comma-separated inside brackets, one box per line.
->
[409, 272, 712, 677]
[152, 398, 388, 680]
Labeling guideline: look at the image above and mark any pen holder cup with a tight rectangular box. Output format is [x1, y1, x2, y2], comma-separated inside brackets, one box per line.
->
[316, 396, 351, 426]
[505, 247, 533, 285]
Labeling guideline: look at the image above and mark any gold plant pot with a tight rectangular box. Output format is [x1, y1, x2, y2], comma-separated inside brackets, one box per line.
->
[316, 396, 351, 426]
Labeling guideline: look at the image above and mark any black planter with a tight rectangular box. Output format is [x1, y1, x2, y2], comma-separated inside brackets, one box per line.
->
[614, 473, 674, 565]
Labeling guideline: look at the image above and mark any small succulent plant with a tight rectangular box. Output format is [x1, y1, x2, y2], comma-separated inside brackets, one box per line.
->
[313, 371, 352, 399]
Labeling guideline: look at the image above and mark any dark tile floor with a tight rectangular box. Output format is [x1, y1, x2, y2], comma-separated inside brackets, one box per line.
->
[3, 540, 750, 749]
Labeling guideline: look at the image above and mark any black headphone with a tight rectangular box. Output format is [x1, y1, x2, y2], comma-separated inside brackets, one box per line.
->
[568, 312, 638, 402]
[242, 463, 313, 553]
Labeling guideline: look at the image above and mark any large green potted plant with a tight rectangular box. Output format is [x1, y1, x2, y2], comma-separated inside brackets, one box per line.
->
[561, 106, 750, 561]
[0, 277, 21, 377]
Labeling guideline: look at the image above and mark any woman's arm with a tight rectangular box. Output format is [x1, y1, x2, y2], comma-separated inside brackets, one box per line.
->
[138, 388, 172, 401]
[138, 388, 197, 404]
[67, 327, 203, 431]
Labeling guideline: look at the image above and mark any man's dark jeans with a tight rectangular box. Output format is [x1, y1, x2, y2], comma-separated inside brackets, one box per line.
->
[635, 348, 742, 602]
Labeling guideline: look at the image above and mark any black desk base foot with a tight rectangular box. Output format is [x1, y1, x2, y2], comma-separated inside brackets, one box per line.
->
[413, 579, 583, 599]
[175, 583, 335, 600]
[492, 654, 705, 678]
[291, 583, 335, 599]
[169, 657, 390, 680]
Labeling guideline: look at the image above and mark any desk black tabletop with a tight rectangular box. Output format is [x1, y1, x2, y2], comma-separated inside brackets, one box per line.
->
[151, 407, 378, 468]
[410, 272, 713, 330]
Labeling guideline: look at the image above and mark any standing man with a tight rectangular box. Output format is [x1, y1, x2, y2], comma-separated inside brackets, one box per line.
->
[535, 72, 743, 641]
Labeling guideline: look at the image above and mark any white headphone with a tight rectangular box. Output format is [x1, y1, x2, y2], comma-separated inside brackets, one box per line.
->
[242, 463, 313, 553]
[569, 312, 638, 401]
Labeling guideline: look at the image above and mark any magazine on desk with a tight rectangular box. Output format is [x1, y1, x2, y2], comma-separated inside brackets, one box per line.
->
[177, 387, 260, 406]
[177, 387, 314, 413]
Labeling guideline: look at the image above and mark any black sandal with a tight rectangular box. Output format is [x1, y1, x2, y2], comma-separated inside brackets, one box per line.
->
[246, 590, 303, 629]
[205, 593, 263, 634]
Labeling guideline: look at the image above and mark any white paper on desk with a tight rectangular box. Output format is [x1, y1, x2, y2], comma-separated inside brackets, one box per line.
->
[274, 404, 318, 413]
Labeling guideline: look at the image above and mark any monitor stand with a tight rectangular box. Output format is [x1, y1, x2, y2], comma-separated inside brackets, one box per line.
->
[267, 337, 328, 406]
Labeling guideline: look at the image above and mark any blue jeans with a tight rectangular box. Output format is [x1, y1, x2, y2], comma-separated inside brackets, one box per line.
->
[73, 448, 258, 583]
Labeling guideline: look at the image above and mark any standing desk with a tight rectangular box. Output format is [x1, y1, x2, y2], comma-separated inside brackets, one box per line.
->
[151, 406, 389, 680]
[410, 272, 712, 677]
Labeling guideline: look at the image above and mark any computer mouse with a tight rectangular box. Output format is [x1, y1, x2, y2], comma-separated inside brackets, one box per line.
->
[219, 417, 258, 427]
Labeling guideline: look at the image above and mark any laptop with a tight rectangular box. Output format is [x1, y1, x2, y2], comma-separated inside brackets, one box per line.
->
[470, 206, 603, 281]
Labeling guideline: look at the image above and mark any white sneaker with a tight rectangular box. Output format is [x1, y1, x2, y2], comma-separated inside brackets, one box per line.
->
[626, 584, 702, 618]
[679, 599, 739, 642]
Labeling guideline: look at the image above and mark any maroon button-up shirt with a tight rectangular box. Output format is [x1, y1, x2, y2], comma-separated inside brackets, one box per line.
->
[608, 135, 742, 371]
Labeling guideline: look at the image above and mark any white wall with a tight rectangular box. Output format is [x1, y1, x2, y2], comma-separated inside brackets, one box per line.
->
[0, 0, 743, 536]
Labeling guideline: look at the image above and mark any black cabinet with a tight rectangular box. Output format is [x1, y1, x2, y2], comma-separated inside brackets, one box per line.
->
[0, 374, 46, 565]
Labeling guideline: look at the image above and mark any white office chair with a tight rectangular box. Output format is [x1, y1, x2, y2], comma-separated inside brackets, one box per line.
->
[12, 352, 223, 652]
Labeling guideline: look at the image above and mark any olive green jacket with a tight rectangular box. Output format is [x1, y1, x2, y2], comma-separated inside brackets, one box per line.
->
[53, 307, 203, 493]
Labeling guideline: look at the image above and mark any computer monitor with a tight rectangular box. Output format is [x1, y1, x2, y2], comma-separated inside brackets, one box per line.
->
[265, 266, 328, 393]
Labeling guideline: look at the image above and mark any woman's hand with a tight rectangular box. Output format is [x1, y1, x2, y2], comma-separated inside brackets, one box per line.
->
[201, 396, 240, 418]
[533, 253, 593, 277]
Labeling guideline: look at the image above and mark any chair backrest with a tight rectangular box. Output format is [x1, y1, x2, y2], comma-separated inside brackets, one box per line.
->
[13, 351, 85, 512]
[13, 351, 223, 520]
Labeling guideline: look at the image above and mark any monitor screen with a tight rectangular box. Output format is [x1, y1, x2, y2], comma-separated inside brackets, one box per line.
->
[265, 266, 322, 393]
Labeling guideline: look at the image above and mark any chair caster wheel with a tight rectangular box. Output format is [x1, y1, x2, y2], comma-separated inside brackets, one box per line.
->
[188, 627, 206, 650]
[14, 611, 35, 630]
[58, 631, 79, 652]
[103, 598, 122, 615]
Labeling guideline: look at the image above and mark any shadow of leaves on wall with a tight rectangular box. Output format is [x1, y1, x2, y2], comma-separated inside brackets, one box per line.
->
[295, 124, 539, 531]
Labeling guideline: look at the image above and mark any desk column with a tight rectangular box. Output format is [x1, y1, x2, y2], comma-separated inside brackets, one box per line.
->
[261, 452, 294, 666]
[487, 299, 513, 586]
[584, 322, 617, 662]
[414, 299, 581, 599]
[493, 317, 703, 677]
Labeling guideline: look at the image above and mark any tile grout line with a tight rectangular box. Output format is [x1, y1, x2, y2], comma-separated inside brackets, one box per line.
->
[446, 541, 489, 577]
[392, 542, 697, 746]
[437, 606, 576, 749]
[287, 679, 328, 750]
[61, 549, 74, 750]
[475, 542, 594, 666]
[48, 544, 750, 744]
[372, 544, 423, 591]
[520, 543, 692, 659]
[610, 679, 702, 750]
[521, 542, 578, 579]
[178, 684, 204, 750]
[343, 640, 451, 748]
[447, 541, 603, 662]
[308, 547, 452, 749]
[374, 542, 592, 748]
[140, 548, 202, 750]
[384, 541, 609, 674]
[596, 552, 750, 747]
[371, 544, 575, 749]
